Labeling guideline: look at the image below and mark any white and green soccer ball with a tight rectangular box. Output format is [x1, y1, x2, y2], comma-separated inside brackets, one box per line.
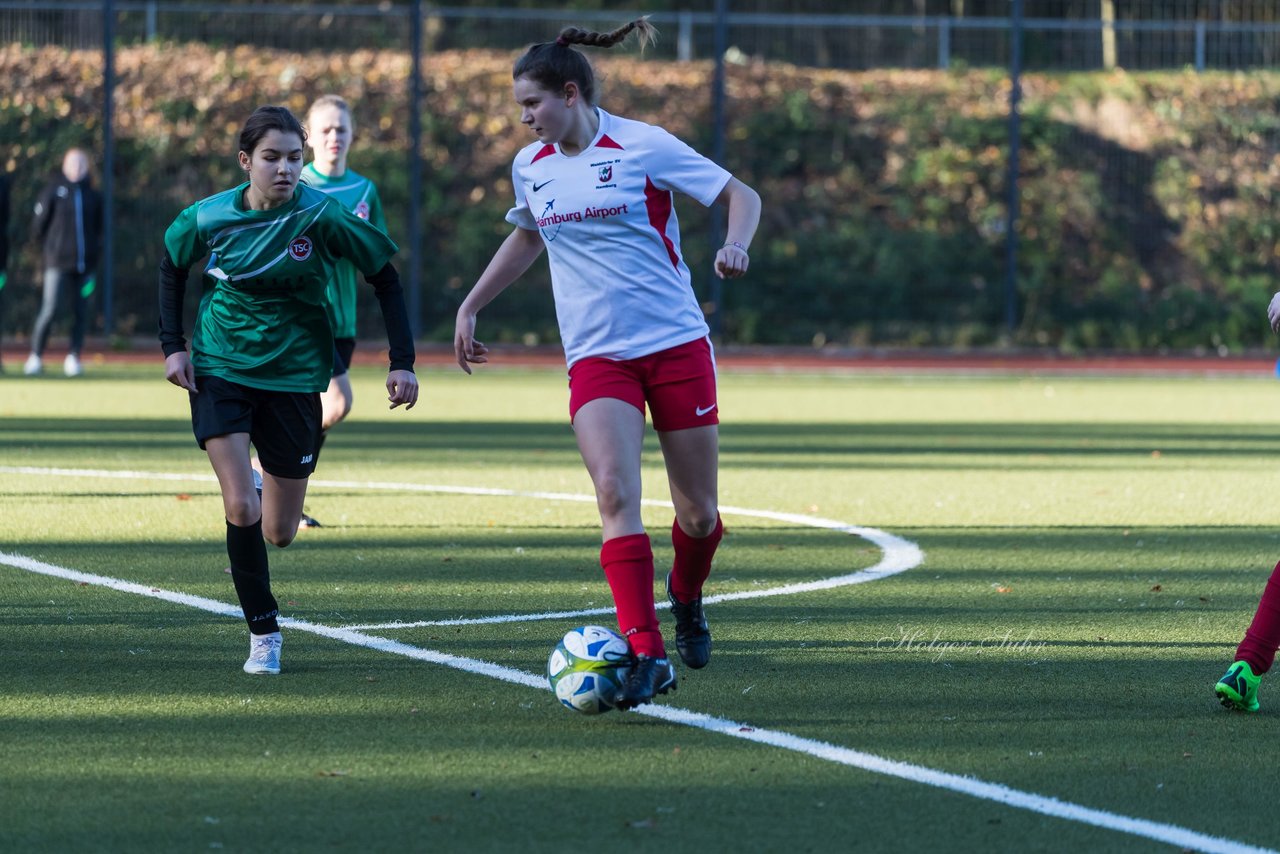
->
[547, 625, 633, 715]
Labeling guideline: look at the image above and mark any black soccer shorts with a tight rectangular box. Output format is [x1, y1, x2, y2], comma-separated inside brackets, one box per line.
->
[189, 375, 322, 479]
[332, 337, 356, 378]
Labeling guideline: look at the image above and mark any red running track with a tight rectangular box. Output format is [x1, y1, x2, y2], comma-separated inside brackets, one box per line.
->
[2, 341, 1277, 376]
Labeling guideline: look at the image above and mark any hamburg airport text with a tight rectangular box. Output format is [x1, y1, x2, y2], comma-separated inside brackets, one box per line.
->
[537, 204, 629, 228]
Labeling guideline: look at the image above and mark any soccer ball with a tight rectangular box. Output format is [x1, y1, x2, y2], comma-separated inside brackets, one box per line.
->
[547, 625, 632, 715]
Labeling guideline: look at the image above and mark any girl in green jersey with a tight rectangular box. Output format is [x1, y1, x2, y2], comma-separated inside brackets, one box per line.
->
[288, 94, 389, 528]
[159, 105, 418, 675]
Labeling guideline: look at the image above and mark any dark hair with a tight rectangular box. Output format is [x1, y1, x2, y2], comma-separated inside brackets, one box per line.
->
[512, 17, 657, 106]
[237, 105, 307, 156]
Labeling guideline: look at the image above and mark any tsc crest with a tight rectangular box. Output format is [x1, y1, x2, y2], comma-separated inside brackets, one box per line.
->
[288, 236, 313, 261]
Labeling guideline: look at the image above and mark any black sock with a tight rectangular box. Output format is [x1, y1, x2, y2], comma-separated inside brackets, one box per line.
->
[226, 518, 279, 634]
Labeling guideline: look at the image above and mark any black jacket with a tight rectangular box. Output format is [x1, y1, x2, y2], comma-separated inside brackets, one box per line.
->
[32, 174, 102, 273]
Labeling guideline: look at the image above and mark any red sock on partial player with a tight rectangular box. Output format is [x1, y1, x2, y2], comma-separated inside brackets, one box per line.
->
[601, 533, 664, 659]
[1235, 560, 1280, 675]
[669, 514, 723, 604]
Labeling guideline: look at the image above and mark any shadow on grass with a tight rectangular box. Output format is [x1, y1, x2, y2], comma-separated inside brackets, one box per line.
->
[6, 416, 1280, 474]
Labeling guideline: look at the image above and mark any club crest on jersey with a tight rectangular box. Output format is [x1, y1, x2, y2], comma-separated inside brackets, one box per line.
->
[288, 236, 313, 261]
[354, 201, 370, 220]
[598, 165, 613, 183]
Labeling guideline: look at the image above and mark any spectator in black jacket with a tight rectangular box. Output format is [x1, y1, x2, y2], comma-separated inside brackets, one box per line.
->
[23, 147, 102, 377]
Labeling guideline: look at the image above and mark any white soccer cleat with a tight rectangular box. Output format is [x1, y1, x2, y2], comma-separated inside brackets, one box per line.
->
[23, 354, 42, 375]
[63, 353, 83, 377]
[243, 631, 282, 675]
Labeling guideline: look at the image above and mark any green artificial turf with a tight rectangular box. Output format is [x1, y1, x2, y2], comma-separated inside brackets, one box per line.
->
[2, 365, 1278, 853]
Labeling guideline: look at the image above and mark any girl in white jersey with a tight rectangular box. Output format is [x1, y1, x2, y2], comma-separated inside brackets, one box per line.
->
[454, 17, 761, 710]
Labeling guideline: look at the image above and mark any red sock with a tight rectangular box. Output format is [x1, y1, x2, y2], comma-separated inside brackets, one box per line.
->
[1235, 560, 1280, 675]
[601, 533, 664, 659]
[669, 515, 723, 604]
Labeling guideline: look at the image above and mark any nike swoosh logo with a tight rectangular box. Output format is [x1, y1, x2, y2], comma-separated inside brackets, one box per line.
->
[695, 403, 717, 416]
[532, 180, 554, 192]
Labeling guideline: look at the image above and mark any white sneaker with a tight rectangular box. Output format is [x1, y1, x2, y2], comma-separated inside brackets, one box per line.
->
[243, 631, 282, 675]
[23, 354, 42, 375]
[63, 353, 83, 377]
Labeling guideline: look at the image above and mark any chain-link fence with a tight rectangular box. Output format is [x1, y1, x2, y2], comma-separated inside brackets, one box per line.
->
[2, 1, 1278, 352]
[9, 2, 1280, 67]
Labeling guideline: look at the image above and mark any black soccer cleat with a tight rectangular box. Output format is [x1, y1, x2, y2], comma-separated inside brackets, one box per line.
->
[666, 572, 712, 669]
[298, 514, 322, 529]
[614, 654, 676, 710]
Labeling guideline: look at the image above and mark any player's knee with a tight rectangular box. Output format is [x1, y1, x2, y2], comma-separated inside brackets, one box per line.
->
[263, 524, 296, 549]
[321, 394, 352, 431]
[594, 475, 638, 521]
[680, 508, 720, 539]
[224, 494, 260, 527]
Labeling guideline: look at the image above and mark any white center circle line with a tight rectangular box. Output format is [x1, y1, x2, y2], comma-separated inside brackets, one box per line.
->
[0, 466, 924, 630]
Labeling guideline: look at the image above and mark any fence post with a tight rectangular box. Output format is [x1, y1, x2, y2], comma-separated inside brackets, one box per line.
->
[1003, 0, 1023, 337]
[1195, 20, 1206, 72]
[408, 0, 423, 339]
[146, 0, 156, 42]
[1100, 0, 1116, 69]
[102, 0, 115, 339]
[678, 10, 693, 62]
[938, 16, 950, 70]
[707, 0, 728, 339]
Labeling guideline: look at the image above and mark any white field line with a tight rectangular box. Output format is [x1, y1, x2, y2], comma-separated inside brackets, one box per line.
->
[341, 503, 921, 630]
[0, 465, 923, 631]
[0, 549, 1271, 854]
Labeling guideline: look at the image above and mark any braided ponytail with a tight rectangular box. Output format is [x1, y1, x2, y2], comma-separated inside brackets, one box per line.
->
[556, 17, 657, 51]
[515, 16, 658, 106]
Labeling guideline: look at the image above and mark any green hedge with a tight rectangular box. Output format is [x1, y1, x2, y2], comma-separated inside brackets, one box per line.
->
[2, 45, 1277, 352]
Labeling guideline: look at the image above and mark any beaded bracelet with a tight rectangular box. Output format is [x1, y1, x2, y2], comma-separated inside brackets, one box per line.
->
[723, 241, 748, 252]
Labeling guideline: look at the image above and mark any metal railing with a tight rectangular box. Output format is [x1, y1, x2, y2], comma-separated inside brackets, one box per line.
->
[5, 2, 1280, 71]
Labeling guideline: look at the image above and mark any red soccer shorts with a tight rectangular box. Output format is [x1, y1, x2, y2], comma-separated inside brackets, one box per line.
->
[568, 336, 719, 432]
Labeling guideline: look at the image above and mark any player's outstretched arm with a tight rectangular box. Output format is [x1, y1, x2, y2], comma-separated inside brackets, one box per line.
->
[455, 227, 545, 374]
[713, 177, 761, 281]
[363, 262, 418, 410]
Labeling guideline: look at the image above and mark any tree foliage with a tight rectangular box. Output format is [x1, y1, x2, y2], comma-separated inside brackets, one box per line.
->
[1, 42, 1277, 352]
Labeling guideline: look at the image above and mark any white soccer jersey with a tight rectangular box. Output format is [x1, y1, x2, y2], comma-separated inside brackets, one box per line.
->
[506, 108, 732, 366]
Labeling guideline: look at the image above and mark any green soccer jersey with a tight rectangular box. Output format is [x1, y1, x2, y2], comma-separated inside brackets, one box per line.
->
[301, 163, 386, 340]
[164, 181, 397, 393]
